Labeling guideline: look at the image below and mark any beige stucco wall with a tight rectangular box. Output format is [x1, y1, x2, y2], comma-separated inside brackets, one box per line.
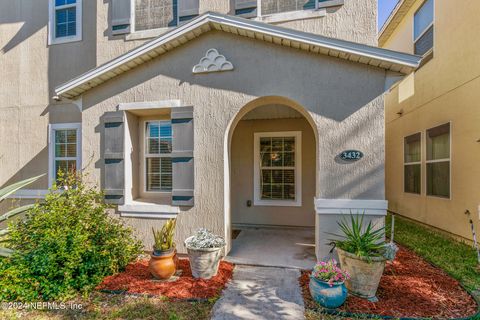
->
[78, 30, 386, 251]
[231, 117, 316, 227]
[0, 0, 378, 192]
[382, 0, 480, 241]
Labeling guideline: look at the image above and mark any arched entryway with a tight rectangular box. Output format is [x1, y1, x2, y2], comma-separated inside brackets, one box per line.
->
[224, 96, 318, 268]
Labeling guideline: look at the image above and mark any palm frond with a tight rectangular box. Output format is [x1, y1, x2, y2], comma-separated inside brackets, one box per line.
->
[0, 174, 44, 202]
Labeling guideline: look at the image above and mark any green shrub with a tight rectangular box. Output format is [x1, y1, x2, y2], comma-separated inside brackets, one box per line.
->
[0, 173, 143, 301]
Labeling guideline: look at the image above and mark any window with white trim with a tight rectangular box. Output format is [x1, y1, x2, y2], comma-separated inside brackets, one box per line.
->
[144, 121, 173, 192]
[49, 0, 82, 44]
[404, 133, 421, 194]
[426, 123, 450, 198]
[414, 0, 434, 56]
[49, 123, 82, 186]
[254, 131, 301, 206]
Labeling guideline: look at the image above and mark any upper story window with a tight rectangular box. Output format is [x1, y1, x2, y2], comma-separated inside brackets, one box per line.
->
[132, 0, 199, 32]
[135, 0, 178, 31]
[414, 0, 434, 56]
[235, 0, 343, 19]
[48, 0, 82, 44]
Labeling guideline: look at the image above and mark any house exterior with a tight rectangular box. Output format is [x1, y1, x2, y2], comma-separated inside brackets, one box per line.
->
[380, 0, 480, 242]
[0, 0, 421, 258]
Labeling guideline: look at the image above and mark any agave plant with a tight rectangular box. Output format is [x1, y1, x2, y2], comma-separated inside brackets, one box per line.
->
[333, 213, 385, 258]
[0, 174, 44, 257]
[152, 218, 177, 252]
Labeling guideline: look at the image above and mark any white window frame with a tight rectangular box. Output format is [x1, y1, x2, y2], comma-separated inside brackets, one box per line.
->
[48, 123, 82, 187]
[403, 132, 422, 195]
[143, 120, 173, 194]
[48, 0, 83, 45]
[253, 131, 302, 207]
[413, 0, 434, 56]
[425, 122, 451, 200]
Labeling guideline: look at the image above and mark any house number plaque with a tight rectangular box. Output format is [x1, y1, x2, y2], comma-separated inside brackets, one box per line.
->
[339, 150, 364, 162]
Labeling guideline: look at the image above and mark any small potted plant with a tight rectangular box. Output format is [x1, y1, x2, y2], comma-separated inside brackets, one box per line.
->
[310, 259, 350, 309]
[185, 228, 226, 279]
[149, 218, 177, 280]
[333, 214, 386, 301]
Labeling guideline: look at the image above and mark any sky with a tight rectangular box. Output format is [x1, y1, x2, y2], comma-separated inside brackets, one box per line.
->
[378, 0, 399, 30]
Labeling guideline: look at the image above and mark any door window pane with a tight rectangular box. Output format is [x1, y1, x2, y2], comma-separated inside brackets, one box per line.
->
[259, 135, 296, 201]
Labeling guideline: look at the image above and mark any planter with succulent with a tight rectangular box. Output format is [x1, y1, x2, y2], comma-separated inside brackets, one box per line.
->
[310, 259, 350, 309]
[185, 228, 226, 279]
[149, 218, 177, 280]
[333, 213, 386, 301]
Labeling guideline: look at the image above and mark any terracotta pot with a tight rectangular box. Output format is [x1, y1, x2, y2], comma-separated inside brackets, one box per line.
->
[336, 248, 386, 300]
[149, 249, 176, 280]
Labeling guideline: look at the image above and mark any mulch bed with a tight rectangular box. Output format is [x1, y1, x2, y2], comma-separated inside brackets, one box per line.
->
[97, 258, 234, 299]
[300, 245, 478, 319]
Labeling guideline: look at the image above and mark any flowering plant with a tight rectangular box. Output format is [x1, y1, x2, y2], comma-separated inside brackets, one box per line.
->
[311, 259, 350, 287]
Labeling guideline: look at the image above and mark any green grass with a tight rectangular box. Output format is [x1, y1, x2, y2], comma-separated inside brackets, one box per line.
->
[386, 214, 480, 292]
[0, 293, 216, 320]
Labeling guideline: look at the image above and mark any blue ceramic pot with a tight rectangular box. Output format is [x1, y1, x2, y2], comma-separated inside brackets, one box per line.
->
[309, 276, 348, 309]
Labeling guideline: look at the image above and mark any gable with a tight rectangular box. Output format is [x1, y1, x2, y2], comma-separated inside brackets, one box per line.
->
[55, 12, 422, 100]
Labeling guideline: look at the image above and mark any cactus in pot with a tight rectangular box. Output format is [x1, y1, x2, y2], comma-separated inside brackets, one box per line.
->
[332, 213, 386, 301]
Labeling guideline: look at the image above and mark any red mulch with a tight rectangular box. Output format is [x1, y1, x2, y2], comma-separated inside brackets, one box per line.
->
[97, 258, 234, 299]
[300, 245, 478, 319]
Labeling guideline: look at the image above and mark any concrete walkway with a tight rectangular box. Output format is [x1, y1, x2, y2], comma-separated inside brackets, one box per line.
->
[225, 227, 316, 269]
[211, 265, 305, 320]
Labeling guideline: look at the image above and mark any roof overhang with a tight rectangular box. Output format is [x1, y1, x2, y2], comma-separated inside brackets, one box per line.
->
[56, 12, 422, 99]
[378, 0, 417, 47]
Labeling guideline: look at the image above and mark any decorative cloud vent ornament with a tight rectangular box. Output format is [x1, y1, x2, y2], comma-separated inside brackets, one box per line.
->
[192, 48, 234, 74]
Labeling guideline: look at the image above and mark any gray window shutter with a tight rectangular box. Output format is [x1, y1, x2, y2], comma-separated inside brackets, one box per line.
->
[179, 0, 199, 20]
[235, 0, 257, 18]
[111, 0, 131, 35]
[103, 111, 125, 204]
[171, 106, 194, 206]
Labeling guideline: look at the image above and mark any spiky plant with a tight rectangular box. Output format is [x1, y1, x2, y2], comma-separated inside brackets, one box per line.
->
[0, 174, 44, 257]
[152, 218, 177, 252]
[334, 213, 386, 258]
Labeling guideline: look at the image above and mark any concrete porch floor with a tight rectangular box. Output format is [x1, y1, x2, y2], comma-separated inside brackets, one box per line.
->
[225, 227, 317, 269]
